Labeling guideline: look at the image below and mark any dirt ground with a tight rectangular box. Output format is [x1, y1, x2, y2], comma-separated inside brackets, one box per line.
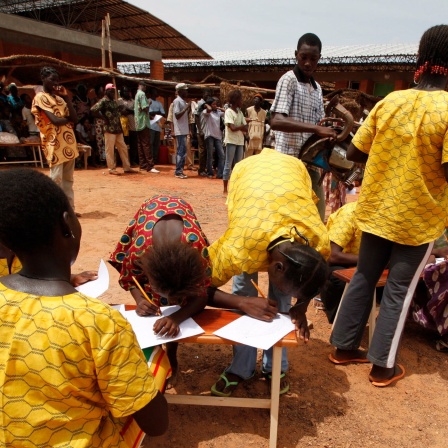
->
[52, 162, 448, 448]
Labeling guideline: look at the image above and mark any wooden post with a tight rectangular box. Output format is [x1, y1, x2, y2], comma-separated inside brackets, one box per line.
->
[101, 20, 105, 68]
[105, 13, 117, 99]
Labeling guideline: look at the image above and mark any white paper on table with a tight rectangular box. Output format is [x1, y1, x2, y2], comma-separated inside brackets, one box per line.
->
[213, 314, 295, 350]
[75, 259, 109, 298]
[150, 114, 163, 125]
[111, 304, 126, 313]
[119, 305, 205, 349]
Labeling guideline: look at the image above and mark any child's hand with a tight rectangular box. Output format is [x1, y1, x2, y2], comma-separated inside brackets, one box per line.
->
[153, 316, 180, 337]
[70, 270, 98, 287]
[289, 307, 310, 343]
[239, 296, 278, 322]
[135, 299, 160, 317]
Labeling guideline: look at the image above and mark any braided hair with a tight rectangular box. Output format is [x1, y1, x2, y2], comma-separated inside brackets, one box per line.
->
[278, 242, 329, 302]
[40, 66, 59, 80]
[414, 25, 448, 82]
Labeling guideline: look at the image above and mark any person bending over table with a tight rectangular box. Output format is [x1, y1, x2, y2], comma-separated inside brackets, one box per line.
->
[208, 147, 330, 397]
[109, 195, 280, 388]
[0, 169, 168, 446]
[329, 25, 448, 387]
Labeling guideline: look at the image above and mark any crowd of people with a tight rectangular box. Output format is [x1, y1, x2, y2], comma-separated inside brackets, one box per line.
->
[0, 23, 448, 446]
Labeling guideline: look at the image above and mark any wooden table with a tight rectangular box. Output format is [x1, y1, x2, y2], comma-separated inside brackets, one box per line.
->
[332, 267, 389, 344]
[0, 142, 43, 168]
[126, 306, 298, 448]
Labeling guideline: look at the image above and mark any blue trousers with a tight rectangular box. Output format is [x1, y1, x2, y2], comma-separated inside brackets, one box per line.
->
[225, 272, 291, 379]
[223, 143, 243, 181]
[175, 135, 187, 175]
[205, 136, 224, 177]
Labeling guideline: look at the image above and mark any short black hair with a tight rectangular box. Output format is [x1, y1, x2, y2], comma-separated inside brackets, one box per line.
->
[297, 33, 322, 53]
[0, 169, 70, 254]
[40, 66, 59, 79]
[279, 243, 329, 302]
[140, 241, 207, 302]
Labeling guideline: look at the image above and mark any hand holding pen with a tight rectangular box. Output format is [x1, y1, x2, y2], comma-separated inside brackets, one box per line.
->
[132, 276, 161, 316]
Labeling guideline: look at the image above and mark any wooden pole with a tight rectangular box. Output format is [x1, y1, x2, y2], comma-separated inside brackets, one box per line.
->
[101, 20, 105, 69]
[106, 14, 113, 71]
[105, 13, 117, 99]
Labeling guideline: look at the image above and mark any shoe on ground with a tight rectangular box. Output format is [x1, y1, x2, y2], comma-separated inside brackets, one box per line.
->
[207, 174, 214, 179]
[199, 171, 207, 177]
[175, 173, 188, 179]
[149, 168, 160, 173]
[187, 166, 198, 171]
[124, 169, 139, 174]
[109, 170, 121, 176]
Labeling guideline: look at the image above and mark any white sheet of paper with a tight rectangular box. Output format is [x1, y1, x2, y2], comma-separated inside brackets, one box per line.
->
[119, 305, 205, 349]
[150, 114, 163, 125]
[75, 259, 109, 298]
[213, 314, 295, 350]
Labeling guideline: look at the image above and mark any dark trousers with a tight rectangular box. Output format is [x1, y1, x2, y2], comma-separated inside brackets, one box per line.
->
[150, 129, 161, 164]
[330, 232, 432, 368]
[320, 265, 385, 324]
[197, 133, 206, 173]
[137, 127, 154, 171]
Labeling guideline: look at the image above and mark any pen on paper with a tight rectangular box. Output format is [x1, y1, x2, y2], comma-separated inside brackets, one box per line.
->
[251, 279, 267, 299]
[132, 276, 161, 315]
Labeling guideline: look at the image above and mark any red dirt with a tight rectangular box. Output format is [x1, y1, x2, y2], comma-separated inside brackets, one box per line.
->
[65, 164, 448, 448]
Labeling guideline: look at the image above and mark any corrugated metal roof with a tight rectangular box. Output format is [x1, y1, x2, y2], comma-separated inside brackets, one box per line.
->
[118, 43, 418, 74]
[205, 44, 418, 62]
[1, 0, 211, 59]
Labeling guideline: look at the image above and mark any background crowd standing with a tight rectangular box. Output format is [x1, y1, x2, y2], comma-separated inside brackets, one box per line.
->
[1, 24, 448, 447]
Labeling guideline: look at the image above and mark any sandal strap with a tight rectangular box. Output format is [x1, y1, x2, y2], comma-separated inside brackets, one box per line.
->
[220, 372, 239, 388]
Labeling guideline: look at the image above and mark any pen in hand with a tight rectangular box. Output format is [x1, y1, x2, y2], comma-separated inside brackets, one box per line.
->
[132, 276, 161, 316]
[251, 279, 267, 299]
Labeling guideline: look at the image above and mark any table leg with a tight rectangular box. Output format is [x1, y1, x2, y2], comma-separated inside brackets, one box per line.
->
[269, 346, 282, 448]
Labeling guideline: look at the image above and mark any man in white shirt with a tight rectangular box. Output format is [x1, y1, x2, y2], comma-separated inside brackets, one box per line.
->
[172, 83, 191, 179]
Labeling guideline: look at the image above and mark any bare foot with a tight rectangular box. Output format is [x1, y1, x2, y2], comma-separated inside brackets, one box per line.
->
[166, 366, 178, 390]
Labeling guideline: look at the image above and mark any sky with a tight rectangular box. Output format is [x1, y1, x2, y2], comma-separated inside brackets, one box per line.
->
[130, 0, 447, 55]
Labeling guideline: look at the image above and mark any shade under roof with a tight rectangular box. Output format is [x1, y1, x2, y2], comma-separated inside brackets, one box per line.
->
[1, 0, 211, 59]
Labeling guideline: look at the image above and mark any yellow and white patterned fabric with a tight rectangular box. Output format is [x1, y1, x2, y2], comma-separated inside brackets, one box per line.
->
[209, 148, 330, 287]
[0, 255, 21, 277]
[353, 89, 448, 245]
[326, 202, 361, 255]
[0, 284, 158, 447]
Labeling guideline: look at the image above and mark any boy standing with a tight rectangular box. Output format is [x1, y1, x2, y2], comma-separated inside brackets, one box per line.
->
[270, 33, 337, 220]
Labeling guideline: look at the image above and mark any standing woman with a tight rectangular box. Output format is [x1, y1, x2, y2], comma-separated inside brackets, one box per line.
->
[222, 89, 247, 194]
[32, 66, 79, 214]
[330, 25, 448, 387]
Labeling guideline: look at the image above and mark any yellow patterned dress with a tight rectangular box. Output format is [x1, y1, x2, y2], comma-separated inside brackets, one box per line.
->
[353, 89, 448, 245]
[31, 91, 79, 167]
[326, 201, 362, 256]
[0, 283, 158, 447]
[209, 148, 330, 287]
